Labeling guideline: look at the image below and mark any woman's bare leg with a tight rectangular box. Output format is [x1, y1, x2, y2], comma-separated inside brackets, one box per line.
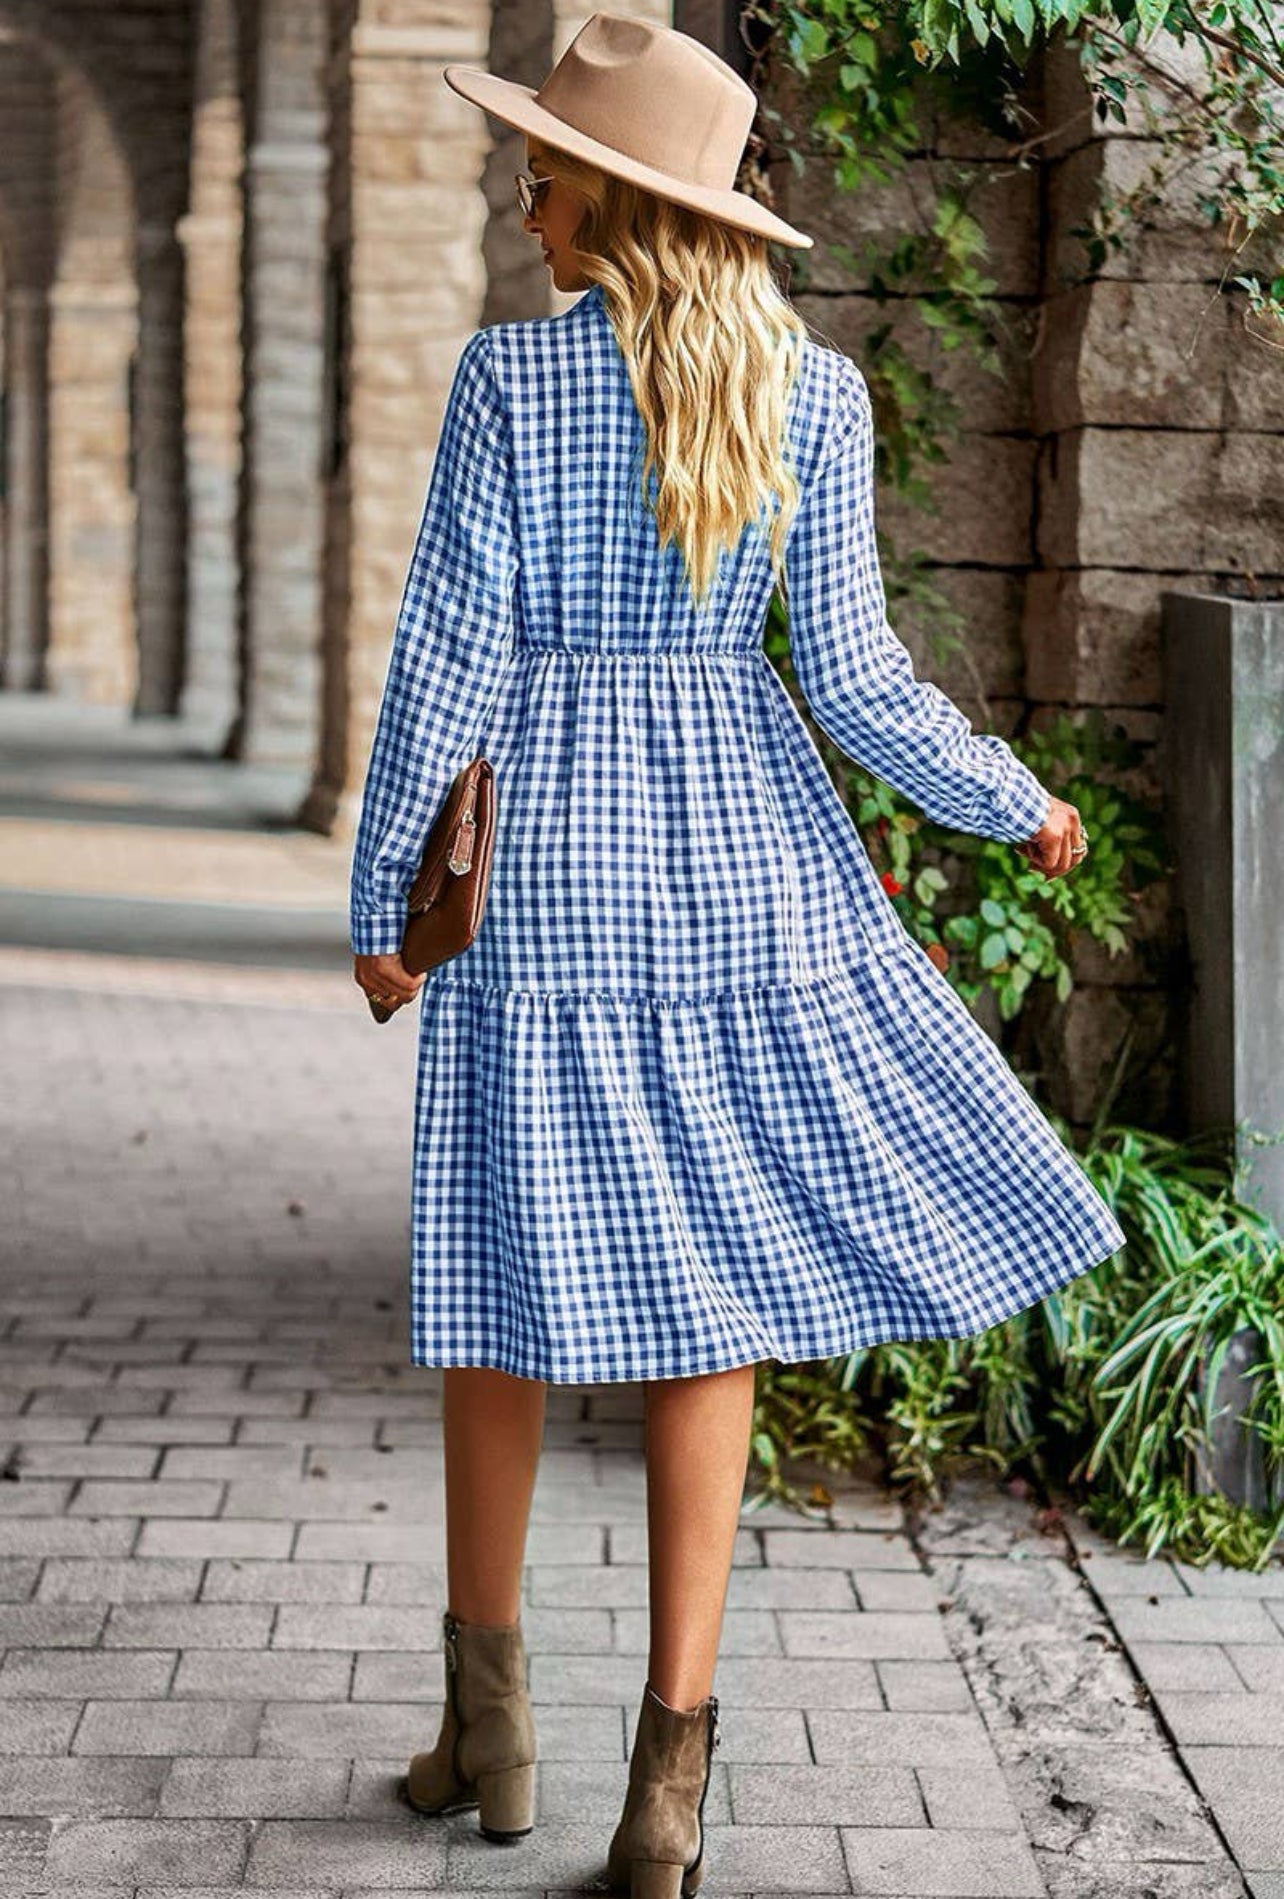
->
[442, 1367, 547, 1625]
[643, 1362, 759, 1709]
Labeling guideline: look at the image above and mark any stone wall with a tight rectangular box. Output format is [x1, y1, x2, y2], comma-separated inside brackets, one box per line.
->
[769, 35, 1283, 1132]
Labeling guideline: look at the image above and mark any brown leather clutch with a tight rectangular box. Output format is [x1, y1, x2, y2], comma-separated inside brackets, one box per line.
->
[367, 755, 496, 1024]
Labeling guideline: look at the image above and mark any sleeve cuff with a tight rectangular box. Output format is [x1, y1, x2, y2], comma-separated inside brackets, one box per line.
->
[350, 913, 408, 956]
[991, 769, 1052, 845]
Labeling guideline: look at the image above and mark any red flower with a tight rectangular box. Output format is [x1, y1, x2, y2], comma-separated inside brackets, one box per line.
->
[880, 872, 903, 896]
[925, 942, 950, 972]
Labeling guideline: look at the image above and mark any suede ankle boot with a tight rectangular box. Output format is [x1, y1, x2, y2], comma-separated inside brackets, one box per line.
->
[402, 1608, 537, 1841]
[605, 1680, 721, 1897]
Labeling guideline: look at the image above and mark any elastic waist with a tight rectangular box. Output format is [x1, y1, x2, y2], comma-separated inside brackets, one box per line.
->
[514, 643, 761, 661]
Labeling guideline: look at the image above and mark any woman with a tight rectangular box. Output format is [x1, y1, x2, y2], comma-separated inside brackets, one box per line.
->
[348, 15, 1126, 1896]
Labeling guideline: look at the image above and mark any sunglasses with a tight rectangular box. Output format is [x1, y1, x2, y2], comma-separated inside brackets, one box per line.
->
[515, 169, 554, 218]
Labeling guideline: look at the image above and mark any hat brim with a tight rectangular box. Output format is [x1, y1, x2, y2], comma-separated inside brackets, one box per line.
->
[442, 64, 814, 251]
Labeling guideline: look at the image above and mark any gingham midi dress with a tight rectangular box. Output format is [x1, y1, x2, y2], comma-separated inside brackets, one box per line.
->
[349, 282, 1127, 1383]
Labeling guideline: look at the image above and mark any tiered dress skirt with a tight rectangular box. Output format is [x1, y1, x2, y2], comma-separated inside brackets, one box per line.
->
[403, 641, 1127, 1383]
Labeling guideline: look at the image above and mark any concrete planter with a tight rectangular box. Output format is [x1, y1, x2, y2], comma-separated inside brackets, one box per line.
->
[1190, 1326, 1284, 1512]
[1162, 591, 1284, 1512]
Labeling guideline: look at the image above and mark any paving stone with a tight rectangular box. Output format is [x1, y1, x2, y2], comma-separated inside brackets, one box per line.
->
[1174, 1563, 1284, 1598]
[0, 1817, 50, 1885]
[72, 1699, 262, 1756]
[69, 1479, 226, 1517]
[158, 1757, 350, 1817]
[5, 1443, 159, 1478]
[0, 1601, 107, 1644]
[852, 1568, 943, 1613]
[172, 1651, 352, 1700]
[1227, 1646, 1284, 1693]
[875, 1661, 975, 1712]
[1126, 1641, 1244, 1692]
[0, 1554, 42, 1597]
[1109, 1597, 1282, 1645]
[0, 1649, 176, 1698]
[271, 1603, 457, 1651]
[839, 1824, 1045, 1894]
[233, 1418, 384, 1446]
[38, 1558, 205, 1603]
[43, 1818, 248, 1886]
[289, 1521, 454, 1564]
[726, 1761, 923, 1826]
[136, 1520, 293, 1560]
[1185, 1749, 1284, 1871]
[157, 1447, 305, 1481]
[103, 1603, 275, 1647]
[1153, 1689, 1284, 1747]
[916, 1761, 1023, 1831]
[808, 1709, 995, 1765]
[0, 1755, 168, 1816]
[778, 1608, 951, 1660]
[762, 1528, 921, 1571]
[200, 1558, 366, 1604]
[244, 1817, 446, 1886]
[722, 1564, 856, 1609]
[0, 1479, 75, 1514]
[0, 1699, 83, 1753]
[362, 1562, 450, 1606]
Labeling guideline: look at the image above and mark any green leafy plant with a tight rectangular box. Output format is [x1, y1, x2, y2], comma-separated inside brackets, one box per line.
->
[749, 1117, 1284, 1569]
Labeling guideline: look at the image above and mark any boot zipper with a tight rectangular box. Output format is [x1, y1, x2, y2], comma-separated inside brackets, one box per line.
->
[442, 1610, 467, 1788]
[709, 1693, 721, 1751]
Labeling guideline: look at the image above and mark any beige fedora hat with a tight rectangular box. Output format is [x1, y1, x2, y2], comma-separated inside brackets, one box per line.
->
[443, 12, 813, 251]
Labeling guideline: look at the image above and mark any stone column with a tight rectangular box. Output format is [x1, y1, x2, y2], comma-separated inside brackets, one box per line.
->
[46, 279, 137, 704]
[45, 63, 136, 706]
[235, 0, 329, 766]
[176, 0, 245, 745]
[2, 284, 51, 692]
[302, 2, 493, 836]
[133, 221, 189, 715]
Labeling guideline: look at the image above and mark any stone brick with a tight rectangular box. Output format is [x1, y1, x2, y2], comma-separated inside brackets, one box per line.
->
[0, 1649, 175, 1698]
[101, 1602, 274, 1647]
[171, 1649, 350, 1701]
[838, 1824, 1044, 1895]
[762, 1530, 920, 1572]
[0, 1755, 166, 1817]
[43, 1817, 247, 1886]
[200, 1557, 365, 1603]
[158, 1755, 348, 1817]
[809, 1709, 995, 1765]
[778, 1609, 951, 1661]
[728, 1761, 923, 1827]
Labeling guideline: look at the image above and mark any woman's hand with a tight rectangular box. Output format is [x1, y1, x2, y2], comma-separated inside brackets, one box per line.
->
[1013, 795, 1089, 881]
[354, 952, 427, 1012]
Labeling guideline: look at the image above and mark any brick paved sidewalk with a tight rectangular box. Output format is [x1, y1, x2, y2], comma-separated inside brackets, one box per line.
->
[0, 694, 1272, 1898]
[1, 971, 1055, 1897]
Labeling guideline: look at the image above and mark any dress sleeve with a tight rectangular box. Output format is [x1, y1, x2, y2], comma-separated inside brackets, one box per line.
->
[349, 328, 518, 956]
[782, 358, 1052, 846]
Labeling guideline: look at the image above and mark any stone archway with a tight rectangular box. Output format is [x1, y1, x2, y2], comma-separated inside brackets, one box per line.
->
[0, 0, 193, 718]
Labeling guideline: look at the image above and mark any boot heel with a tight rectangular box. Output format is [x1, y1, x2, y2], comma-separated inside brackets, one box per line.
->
[630, 1862, 685, 1899]
[476, 1760, 535, 1841]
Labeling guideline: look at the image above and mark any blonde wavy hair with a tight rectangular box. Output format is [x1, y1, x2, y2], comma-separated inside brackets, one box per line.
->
[529, 138, 811, 611]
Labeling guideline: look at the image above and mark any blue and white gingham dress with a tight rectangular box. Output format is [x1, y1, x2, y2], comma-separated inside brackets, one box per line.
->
[349, 281, 1127, 1383]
